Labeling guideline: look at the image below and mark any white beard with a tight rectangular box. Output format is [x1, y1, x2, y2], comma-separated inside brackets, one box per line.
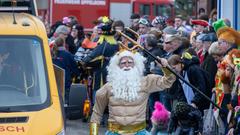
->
[107, 66, 143, 102]
[107, 50, 146, 102]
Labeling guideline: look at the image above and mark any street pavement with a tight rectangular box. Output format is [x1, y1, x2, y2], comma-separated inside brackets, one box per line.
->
[66, 119, 106, 135]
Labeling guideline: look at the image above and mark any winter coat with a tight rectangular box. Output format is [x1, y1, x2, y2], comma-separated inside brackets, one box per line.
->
[52, 50, 80, 89]
[167, 57, 210, 112]
[182, 57, 210, 111]
[201, 54, 217, 90]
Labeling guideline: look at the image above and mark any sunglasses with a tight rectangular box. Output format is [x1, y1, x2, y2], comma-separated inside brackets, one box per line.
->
[139, 18, 150, 26]
[164, 41, 171, 44]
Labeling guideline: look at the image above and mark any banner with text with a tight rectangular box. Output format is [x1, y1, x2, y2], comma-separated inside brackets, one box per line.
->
[54, 0, 106, 5]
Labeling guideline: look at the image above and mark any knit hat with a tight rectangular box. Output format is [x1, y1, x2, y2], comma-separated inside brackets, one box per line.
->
[151, 101, 170, 125]
[55, 25, 69, 35]
[196, 34, 206, 42]
[163, 26, 178, 35]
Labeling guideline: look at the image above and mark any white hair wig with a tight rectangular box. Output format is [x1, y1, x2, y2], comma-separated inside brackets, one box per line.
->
[107, 50, 146, 75]
[107, 50, 146, 102]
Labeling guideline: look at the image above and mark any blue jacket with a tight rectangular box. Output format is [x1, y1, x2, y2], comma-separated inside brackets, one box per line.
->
[53, 50, 80, 89]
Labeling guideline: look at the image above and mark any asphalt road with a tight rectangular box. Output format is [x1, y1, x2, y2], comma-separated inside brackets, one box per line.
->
[66, 119, 106, 135]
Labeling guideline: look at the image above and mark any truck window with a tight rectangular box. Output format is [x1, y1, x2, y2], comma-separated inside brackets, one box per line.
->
[0, 0, 37, 15]
[139, 4, 150, 15]
[0, 36, 50, 111]
[154, 4, 172, 17]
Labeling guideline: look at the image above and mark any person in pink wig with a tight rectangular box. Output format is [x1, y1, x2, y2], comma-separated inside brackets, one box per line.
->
[151, 101, 170, 135]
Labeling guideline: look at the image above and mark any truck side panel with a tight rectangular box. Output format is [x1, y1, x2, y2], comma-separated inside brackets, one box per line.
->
[51, 0, 110, 29]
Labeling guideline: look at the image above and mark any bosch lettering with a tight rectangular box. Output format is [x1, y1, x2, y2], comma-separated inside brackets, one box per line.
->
[0, 126, 25, 132]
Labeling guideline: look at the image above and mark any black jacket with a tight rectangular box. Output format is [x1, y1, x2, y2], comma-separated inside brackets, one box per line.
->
[167, 57, 210, 111]
[201, 53, 217, 89]
[167, 79, 186, 102]
[66, 35, 77, 54]
[182, 57, 210, 111]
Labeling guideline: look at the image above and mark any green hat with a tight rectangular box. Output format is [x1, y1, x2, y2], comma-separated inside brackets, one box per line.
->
[212, 19, 227, 32]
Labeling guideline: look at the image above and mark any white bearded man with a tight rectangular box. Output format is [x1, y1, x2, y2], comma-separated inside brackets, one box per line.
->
[90, 50, 176, 135]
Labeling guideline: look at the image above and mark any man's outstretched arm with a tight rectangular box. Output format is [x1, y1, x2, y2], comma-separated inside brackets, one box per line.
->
[145, 57, 176, 93]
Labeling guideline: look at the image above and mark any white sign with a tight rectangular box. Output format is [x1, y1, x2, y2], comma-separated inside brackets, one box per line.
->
[54, 0, 81, 4]
[81, 0, 106, 5]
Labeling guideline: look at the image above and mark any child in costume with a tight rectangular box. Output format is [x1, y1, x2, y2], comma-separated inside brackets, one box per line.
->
[168, 102, 202, 135]
[151, 101, 170, 135]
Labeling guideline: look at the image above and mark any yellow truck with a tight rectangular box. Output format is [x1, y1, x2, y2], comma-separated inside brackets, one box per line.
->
[0, 11, 65, 135]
